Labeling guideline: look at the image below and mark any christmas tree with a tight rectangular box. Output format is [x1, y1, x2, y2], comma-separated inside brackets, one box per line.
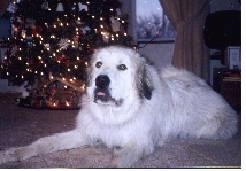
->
[0, 0, 131, 109]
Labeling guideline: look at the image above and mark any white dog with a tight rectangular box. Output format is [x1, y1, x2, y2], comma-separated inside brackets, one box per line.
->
[0, 46, 238, 167]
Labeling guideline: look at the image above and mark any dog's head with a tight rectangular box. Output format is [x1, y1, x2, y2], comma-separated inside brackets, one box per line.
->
[85, 46, 154, 124]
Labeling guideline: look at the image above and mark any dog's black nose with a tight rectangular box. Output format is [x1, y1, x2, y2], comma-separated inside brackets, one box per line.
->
[95, 75, 110, 88]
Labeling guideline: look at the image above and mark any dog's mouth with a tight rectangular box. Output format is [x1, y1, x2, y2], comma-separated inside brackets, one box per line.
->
[93, 88, 123, 107]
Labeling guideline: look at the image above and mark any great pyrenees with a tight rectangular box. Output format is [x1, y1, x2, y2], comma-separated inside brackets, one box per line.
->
[0, 46, 238, 167]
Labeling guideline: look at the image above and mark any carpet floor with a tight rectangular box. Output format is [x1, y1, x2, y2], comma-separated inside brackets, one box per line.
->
[0, 93, 241, 168]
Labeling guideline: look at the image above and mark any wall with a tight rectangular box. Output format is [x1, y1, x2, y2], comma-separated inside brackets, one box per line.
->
[138, 43, 174, 70]
[121, 0, 240, 84]
[120, 0, 175, 69]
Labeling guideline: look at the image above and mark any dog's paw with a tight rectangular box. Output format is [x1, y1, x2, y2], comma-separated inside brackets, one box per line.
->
[0, 146, 36, 165]
[15, 146, 36, 161]
[112, 147, 139, 168]
[0, 148, 18, 164]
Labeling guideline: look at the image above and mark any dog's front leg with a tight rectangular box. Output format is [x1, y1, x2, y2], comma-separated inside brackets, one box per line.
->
[112, 142, 153, 168]
[0, 129, 88, 164]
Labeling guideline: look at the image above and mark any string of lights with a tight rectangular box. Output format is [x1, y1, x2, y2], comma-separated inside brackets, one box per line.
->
[0, 0, 131, 109]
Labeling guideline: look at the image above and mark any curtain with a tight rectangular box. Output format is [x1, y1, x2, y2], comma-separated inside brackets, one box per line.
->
[159, 0, 209, 79]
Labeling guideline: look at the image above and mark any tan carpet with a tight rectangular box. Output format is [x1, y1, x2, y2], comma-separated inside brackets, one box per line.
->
[0, 93, 240, 168]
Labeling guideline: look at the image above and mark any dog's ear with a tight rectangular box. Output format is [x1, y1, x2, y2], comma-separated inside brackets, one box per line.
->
[137, 61, 154, 100]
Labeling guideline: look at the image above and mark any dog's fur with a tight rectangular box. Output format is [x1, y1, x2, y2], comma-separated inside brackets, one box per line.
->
[0, 46, 238, 167]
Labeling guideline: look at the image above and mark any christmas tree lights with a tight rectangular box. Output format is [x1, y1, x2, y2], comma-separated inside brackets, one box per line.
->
[0, 0, 131, 109]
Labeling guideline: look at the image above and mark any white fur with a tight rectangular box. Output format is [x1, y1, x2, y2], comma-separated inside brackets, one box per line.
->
[0, 46, 238, 168]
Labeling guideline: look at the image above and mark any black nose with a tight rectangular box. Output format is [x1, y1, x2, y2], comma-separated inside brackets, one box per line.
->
[95, 75, 110, 88]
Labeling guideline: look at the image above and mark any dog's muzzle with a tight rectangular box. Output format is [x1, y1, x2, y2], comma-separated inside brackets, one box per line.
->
[94, 75, 123, 107]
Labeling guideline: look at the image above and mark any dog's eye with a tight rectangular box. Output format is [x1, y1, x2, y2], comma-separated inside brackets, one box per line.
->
[117, 64, 128, 71]
[95, 61, 102, 68]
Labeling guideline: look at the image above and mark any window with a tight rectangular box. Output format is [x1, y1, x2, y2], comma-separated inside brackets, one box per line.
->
[135, 0, 176, 42]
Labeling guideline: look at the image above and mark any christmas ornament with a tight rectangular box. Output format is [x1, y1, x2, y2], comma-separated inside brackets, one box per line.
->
[7, 2, 16, 13]
[44, 43, 50, 50]
[71, 2, 77, 11]
[0, 0, 131, 110]
[21, 30, 26, 38]
[78, 3, 88, 11]
[82, 25, 91, 34]
[110, 17, 121, 32]
[56, 2, 64, 11]
[58, 39, 70, 50]
[16, 17, 23, 23]
[116, 8, 122, 16]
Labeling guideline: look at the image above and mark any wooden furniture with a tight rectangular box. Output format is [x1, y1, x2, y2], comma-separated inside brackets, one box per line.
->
[213, 69, 240, 111]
